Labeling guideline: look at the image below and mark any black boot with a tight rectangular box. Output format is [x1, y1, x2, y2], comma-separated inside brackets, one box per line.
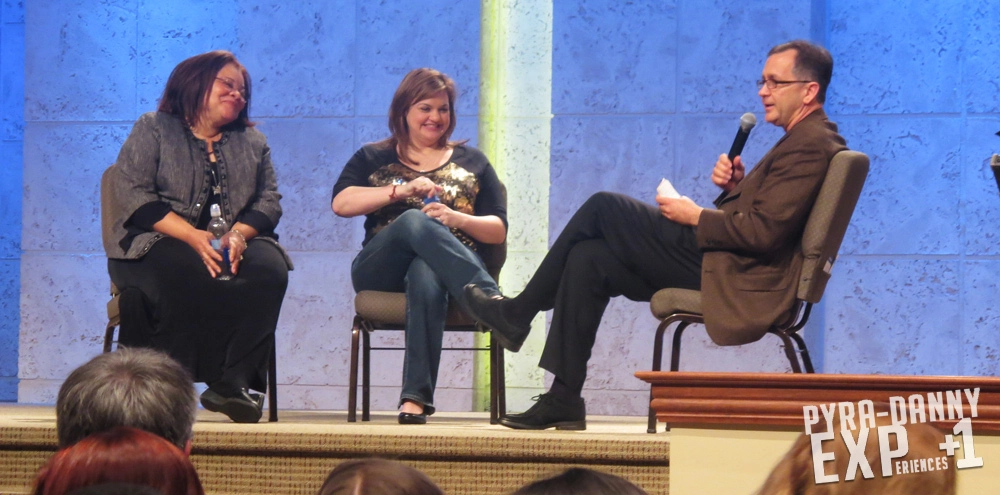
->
[463, 284, 531, 352]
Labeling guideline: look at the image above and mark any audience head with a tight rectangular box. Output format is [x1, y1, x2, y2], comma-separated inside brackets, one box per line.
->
[317, 458, 444, 495]
[32, 427, 204, 495]
[56, 348, 198, 451]
[387, 67, 459, 152]
[767, 40, 833, 104]
[157, 50, 253, 130]
[511, 468, 648, 495]
[756, 407, 956, 495]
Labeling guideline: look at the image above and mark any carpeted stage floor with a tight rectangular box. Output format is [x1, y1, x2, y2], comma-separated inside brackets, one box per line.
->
[0, 405, 669, 495]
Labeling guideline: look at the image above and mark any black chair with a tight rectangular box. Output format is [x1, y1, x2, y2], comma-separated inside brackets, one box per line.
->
[646, 150, 870, 433]
[347, 240, 508, 424]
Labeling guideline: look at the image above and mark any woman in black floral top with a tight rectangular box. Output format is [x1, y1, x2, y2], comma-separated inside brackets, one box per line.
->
[332, 68, 507, 424]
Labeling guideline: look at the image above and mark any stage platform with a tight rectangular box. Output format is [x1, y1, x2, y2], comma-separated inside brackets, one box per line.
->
[0, 405, 669, 495]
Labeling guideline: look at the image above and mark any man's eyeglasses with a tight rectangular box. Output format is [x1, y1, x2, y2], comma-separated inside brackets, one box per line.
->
[756, 78, 813, 90]
[216, 77, 247, 101]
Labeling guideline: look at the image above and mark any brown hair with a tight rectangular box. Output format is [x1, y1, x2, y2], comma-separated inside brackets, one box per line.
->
[381, 68, 463, 165]
[32, 427, 204, 495]
[317, 458, 443, 495]
[510, 468, 648, 495]
[156, 50, 253, 130]
[757, 406, 956, 495]
[768, 40, 833, 104]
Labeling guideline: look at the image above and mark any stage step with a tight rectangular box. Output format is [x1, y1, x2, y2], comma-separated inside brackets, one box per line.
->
[0, 406, 668, 495]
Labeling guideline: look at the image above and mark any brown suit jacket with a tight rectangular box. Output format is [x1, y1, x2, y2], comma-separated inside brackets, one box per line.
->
[696, 109, 847, 345]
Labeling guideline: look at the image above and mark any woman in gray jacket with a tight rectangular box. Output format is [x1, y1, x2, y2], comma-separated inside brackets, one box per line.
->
[103, 50, 290, 423]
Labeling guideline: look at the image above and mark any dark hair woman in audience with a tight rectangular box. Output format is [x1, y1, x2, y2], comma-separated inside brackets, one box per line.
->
[103, 50, 291, 423]
[317, 458, 444, 495]
[32, 426, 204, 495]
[511, 468, 649, 495]
[332, 68, 507, 424]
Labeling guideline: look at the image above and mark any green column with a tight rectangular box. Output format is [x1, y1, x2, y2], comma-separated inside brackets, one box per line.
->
[474, 0, 552, 411]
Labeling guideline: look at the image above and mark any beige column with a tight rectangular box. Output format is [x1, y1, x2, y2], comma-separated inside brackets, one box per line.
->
[474, 0, 552, 411]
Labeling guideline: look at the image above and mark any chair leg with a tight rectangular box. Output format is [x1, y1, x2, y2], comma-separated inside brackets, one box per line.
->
[496, 336, 506, 418]
[648, 318, 692, 434]
[787, 331, 815, 373]
[348, 317, 361, 423]
[669, 322, 691, 372]
[489, 335, 498, 424]
[487, 333, 507, 424]
[773, 330, 803, 373]
[268, 336, 278, 422]
[103, 323, 117, 353]
[648, 319, 672, 434]
[362, 326, 371, 422]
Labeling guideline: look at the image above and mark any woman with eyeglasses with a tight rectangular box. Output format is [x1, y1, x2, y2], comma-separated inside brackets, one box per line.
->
[103, 50, 291, 423]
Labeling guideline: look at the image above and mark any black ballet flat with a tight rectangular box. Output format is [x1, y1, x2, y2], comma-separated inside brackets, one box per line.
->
[398, 412, 427, 425]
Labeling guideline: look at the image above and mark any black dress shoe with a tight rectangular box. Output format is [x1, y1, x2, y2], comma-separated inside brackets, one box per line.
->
[463, 284, 531, 352]
[201, 387, 264, 424]
[398, 412, 427, 425]
[499, 393, 586, 430]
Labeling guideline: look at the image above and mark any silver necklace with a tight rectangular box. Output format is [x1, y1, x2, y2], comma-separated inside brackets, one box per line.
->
[209, 167, 222, 196]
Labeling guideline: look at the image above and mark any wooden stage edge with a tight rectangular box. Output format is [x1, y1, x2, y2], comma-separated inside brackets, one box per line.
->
[636, 371, 1000, 431]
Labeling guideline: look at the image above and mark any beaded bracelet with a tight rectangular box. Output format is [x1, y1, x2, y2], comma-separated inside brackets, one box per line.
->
[230, 228, 247, 247]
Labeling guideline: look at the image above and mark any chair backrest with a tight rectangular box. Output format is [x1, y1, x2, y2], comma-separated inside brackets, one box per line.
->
[478, 181, 508, 282]
[100, 165, 117, 255]
[796, 150, 869, 303]
[479, 239, 507, 282]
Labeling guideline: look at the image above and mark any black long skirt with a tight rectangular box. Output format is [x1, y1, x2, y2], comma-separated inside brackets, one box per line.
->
[108, 236, 289, 393]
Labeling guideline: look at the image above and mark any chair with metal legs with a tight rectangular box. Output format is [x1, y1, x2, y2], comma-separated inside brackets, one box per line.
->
[347, 240, 508, 424]
[646, 150, 870, 433]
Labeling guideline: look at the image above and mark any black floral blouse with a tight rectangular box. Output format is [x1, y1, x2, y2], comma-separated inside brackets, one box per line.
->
[332, 143, 507, 250]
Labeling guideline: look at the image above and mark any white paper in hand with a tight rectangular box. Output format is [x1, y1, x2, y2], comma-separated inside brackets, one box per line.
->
[657, 178, 681, 199]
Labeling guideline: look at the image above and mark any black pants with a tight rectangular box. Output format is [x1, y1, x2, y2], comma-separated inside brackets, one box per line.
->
[108, 237, 289, 393]
[518, 192, 703, 392]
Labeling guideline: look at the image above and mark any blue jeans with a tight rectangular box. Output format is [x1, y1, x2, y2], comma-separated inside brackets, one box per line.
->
[351, 210, 500, 414]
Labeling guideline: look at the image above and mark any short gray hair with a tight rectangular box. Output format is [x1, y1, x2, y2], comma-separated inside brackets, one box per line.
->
[56, 348, 197, 449]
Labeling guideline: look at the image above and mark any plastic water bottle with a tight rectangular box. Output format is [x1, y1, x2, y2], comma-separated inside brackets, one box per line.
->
[207, 204, 233, 280]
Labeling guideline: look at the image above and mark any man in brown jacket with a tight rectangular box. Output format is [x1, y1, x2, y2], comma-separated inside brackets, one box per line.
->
[465, 40, 847, 430]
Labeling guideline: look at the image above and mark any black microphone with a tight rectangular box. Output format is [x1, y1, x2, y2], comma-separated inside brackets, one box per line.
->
[728, 112, 757, 160]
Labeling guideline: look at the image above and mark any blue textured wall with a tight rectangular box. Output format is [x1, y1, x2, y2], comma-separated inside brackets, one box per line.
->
[11, 1, 1000, 413]
[822, 0, 1000, 375]
[0, 0, 24, 402]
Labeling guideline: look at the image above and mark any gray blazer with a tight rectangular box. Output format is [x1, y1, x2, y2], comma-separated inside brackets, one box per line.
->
[103, 111, 291, 267]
